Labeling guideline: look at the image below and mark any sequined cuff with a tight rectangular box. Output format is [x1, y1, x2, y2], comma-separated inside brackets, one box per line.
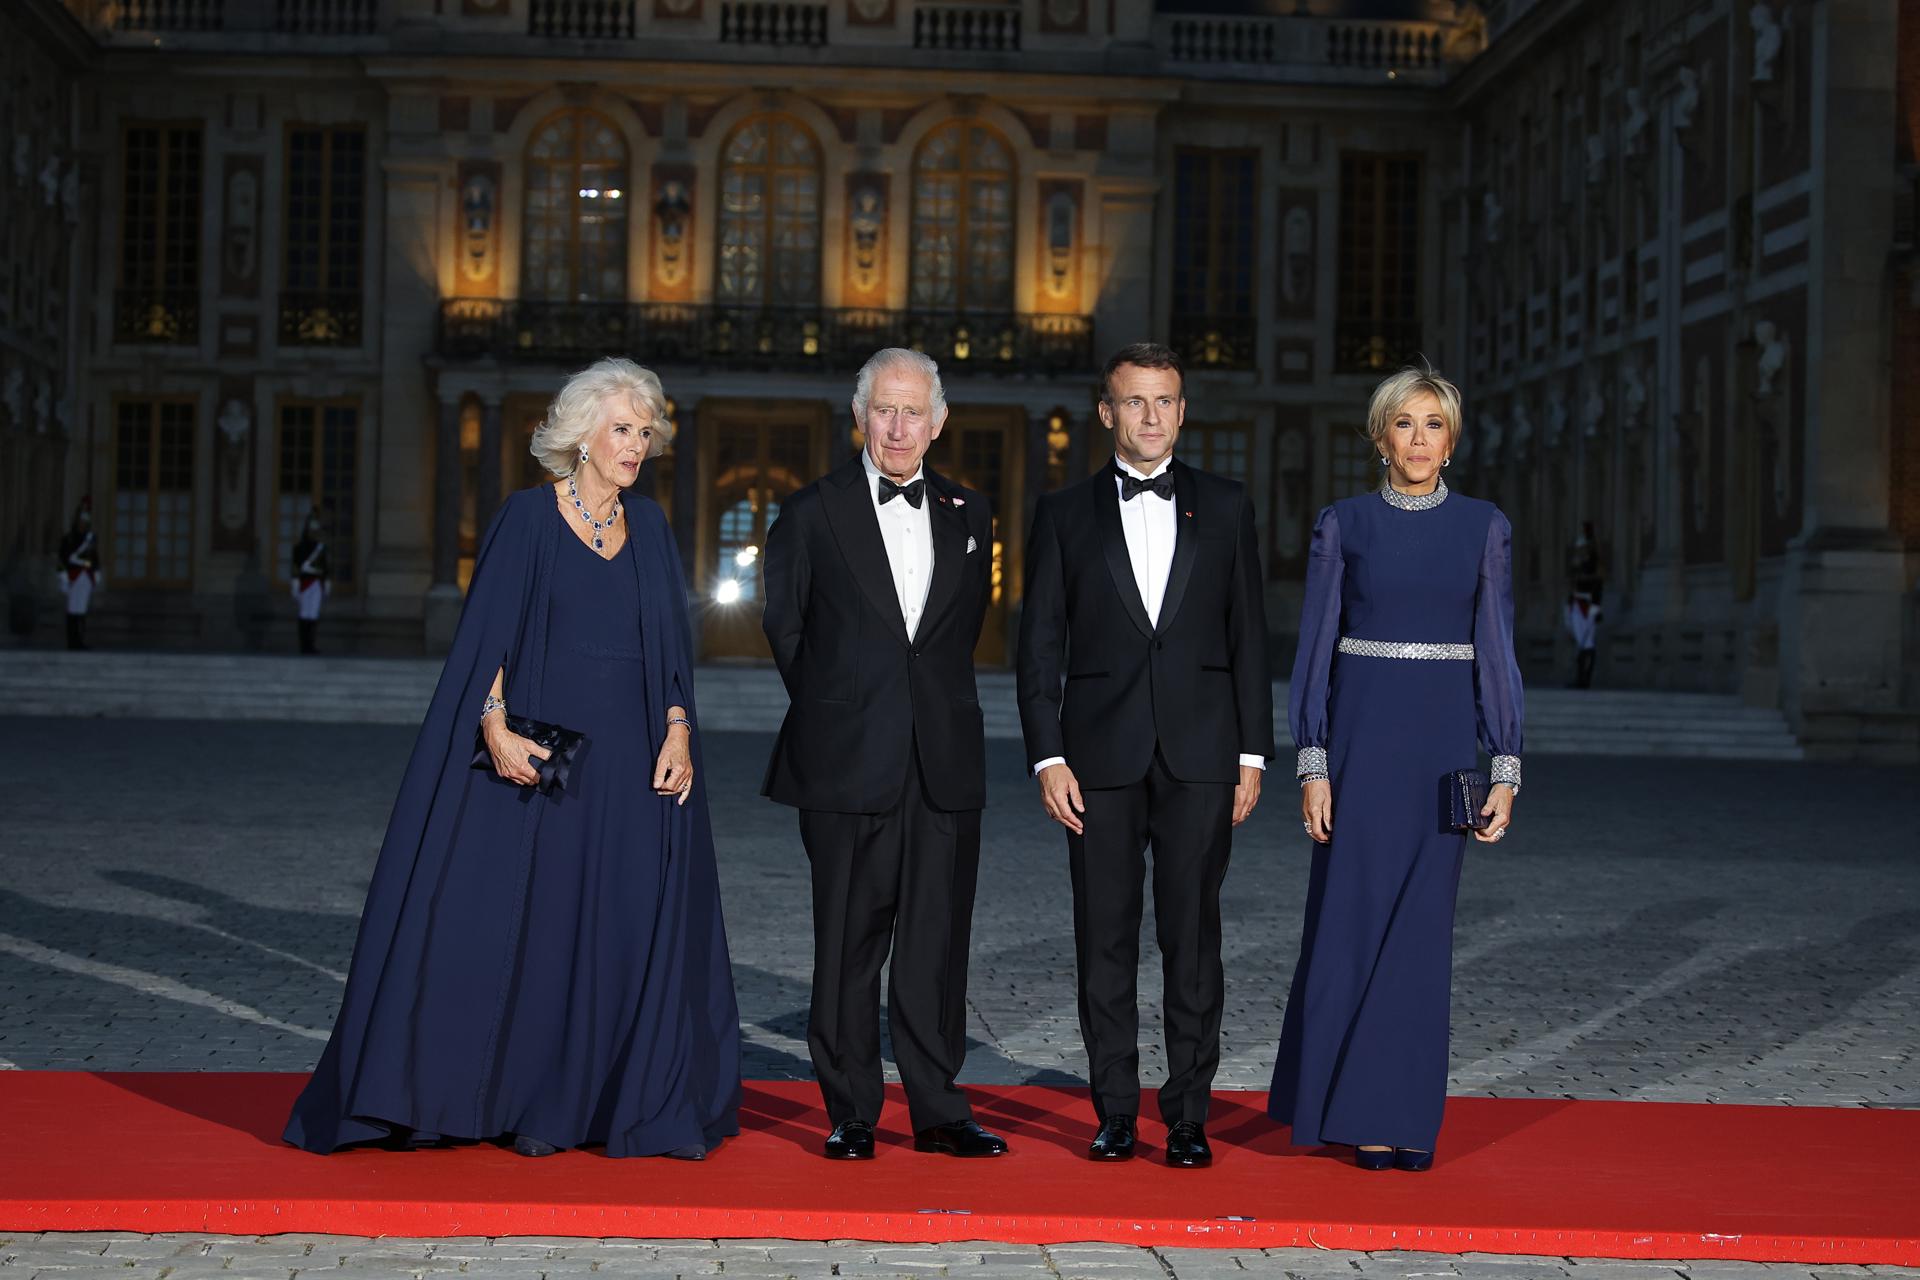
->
[1491, 755, 1522, 794]
[1296, 746, 1328, 781]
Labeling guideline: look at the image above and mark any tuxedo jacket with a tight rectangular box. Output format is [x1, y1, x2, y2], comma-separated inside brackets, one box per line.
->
[1017, 458, 1275, 790]
[761, 455, 994, 814]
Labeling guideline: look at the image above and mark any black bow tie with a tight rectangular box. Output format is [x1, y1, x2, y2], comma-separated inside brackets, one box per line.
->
[1118, 469, 1174, 502]
[878, 476, 925, 509]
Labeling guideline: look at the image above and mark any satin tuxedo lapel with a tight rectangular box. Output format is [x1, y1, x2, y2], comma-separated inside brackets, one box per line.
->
[917, 470, 969, 642]
[1154, 462, 1201, 636]
[820, 458, 911, 650]
[1093, 471, 1156, 640]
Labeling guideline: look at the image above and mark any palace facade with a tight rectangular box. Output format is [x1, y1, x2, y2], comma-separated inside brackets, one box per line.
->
[3, 0, 1915, 757]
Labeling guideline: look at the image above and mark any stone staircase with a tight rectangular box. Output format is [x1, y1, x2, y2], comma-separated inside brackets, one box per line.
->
[0, 650, 1805, 760]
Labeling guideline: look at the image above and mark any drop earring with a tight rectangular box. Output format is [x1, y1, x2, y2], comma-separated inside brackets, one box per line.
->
[1443, 456, 1452, 468]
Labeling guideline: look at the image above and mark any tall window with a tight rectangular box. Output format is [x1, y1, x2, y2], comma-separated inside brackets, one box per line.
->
[1330, 425, 1378, 498]
[112, 399, 195, 585]
[523, 110, 630, 302]
[1336, 153, 1422, 373]
[281, 126, 366, 346]
[117, 124, 202, 343]
[1182, 422, 1253, 486]
[911, 121, 1015, 312]
[1171, 150, 1257, 369]
[717, 116, 822, 307]
[277, 401, 360, 586]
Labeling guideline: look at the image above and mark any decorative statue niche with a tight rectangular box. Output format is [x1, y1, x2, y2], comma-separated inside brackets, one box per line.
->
[845, 175, 887, 301]
[1042, 185, 1078, 304]
[460, 167, 499, 286]
[652, 170, 694, 294]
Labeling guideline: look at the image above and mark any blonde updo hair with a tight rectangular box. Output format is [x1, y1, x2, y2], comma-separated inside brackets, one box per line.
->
[529, 357, 672, 478]
[1365, 362, 1463, 455]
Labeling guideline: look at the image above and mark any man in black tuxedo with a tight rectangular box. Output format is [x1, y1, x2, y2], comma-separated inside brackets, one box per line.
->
[762, 348, 1007, 1161]
[1016, 342, 1273, 1168]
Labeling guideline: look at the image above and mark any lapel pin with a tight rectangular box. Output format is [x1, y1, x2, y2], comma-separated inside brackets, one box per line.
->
[1184, 510, 1194, 518]
[966, 536, 978, 554]
[951, 496, 965, 507]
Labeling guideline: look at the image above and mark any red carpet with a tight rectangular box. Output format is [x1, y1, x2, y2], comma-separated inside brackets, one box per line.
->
[2, 1074, 1915, 1263]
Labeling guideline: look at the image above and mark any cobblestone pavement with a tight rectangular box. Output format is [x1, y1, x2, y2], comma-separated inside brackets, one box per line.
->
[2, 718, 1916, 1279]
[2, 1235, 1917, 1280]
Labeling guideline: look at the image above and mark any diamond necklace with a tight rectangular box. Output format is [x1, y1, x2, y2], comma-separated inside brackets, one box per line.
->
[1379, 476, 1448, 511]
[567, 474, 621, 551]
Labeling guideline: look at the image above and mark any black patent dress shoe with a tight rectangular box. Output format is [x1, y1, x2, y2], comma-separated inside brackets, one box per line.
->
[824, 1120, 875, 1160]
[1354, 1145, 1395, 1171]
[511, 1134, 561, 1158]
[1088, 1115, 1137, 1161]
[1164, 1120, 1212, 1168]
[1394, 1147, 1434, 1172]
[913, 1119, 1009, 1157]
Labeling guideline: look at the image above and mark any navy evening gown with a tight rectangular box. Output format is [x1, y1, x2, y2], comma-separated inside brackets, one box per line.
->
[286, 488, 740, 1157]
[1268, 480, 1523, 1152]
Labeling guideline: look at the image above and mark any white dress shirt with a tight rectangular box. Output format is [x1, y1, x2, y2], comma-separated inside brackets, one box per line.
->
[1032, 454, 1265, 777]
[862, 449, 934, 641]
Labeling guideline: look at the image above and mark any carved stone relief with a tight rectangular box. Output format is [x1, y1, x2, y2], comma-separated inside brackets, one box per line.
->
[844, 173, 888, 303]
[459, 165, 500, 286]
[650, 167, 695, 298]
[221, 158, 262, 297]
[1276, 191, 1316, 318]
[214, 396, 255, 550]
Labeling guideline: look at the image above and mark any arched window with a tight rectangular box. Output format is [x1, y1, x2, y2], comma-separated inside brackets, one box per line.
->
[716, 116, 822, 307]
[522, 109, 630, 302]
[910, 120, 1015, 313]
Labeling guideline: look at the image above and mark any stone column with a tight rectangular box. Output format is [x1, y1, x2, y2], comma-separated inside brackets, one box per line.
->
[1778, 0, 1912, 759]
[477, 395, 504, 534]
[423, 395, 464, 650]
[671, 397, 700, 584]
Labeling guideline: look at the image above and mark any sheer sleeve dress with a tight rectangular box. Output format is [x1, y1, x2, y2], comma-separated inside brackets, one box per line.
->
[1267, 478, 1524, 1153]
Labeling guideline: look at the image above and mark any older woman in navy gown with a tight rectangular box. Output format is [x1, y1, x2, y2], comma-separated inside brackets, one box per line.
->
[1268, 365, 1523, 1172]
[286, 357, 740, 1160]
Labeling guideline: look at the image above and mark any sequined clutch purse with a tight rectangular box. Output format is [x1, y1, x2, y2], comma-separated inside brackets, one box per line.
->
[472, 715, 590, 795]
[1446, 769, 1492, 831]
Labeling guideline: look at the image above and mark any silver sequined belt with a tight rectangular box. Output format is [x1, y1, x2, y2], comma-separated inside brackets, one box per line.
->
[1338, 636, 1476, 661]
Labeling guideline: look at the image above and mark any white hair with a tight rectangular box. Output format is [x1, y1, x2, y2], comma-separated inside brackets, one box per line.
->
[852, 348, 946, 420]
[529, 357, 672, 478]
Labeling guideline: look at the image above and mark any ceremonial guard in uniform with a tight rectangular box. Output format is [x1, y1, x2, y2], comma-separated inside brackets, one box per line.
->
[291, 510, 332, 655]
[57, 497, 99, 651]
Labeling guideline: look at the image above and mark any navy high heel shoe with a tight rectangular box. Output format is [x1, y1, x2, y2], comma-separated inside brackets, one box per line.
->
[1354, 1146, 1395, 1171]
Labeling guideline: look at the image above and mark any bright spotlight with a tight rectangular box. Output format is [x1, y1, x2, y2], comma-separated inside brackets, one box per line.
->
[715, 579, 743, 605]
[734, 544, 760, 567]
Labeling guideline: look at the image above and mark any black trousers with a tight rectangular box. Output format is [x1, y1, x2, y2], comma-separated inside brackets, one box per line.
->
[800, 748, 981, 1133]
[1068, 748, 1234, 1127]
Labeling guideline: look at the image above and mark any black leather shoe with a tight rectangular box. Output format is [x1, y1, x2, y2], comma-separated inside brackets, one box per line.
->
[1354, 1145, 1394, 1171]
[1088, 1115, 1136, 1161]
[824, 1120, 875, 1160]
[913, 1119, 1009, 1157]
[511, 1134, 561, 1158]
[1394, 1147, 1434, 1172]
[1164, 1120, 1212, 1168]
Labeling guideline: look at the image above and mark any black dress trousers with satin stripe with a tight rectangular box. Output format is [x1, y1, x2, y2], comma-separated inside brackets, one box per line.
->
[801, 743, 982, 1133]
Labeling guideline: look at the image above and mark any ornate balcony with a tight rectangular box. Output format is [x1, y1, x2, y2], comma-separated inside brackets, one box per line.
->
[436, 299, 1094, 376]
[112, 289, 200, 345]
[279, 291, 365, 348]
[1170, 314, 1258, 373]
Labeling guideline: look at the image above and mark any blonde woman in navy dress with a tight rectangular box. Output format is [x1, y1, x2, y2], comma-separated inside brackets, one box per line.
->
[1268, 365, 1523, 1172]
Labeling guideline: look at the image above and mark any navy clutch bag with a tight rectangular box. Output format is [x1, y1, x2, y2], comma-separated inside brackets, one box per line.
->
[1447, 769, 1492, 831]
[472, 715, 589, 795]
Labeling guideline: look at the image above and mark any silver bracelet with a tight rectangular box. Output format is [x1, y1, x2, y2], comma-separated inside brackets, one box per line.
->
[481, 694, 506, 721]
[667, 715, 692, 732]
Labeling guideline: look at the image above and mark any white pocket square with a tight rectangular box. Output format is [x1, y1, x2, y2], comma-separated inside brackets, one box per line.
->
[966, 536, 978, 554]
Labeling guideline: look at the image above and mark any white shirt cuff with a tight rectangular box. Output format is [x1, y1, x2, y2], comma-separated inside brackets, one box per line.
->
[1239, 754, 1266, 771]
[1032, 756, 1066, 776]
